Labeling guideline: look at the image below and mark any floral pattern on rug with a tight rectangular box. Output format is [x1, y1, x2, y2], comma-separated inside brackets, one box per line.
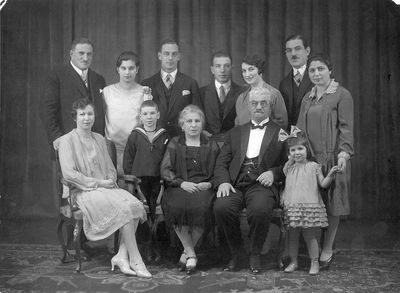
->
[0, 244, 400, 293]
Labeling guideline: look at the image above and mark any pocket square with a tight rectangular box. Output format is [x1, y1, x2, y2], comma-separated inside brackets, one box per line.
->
[182, 90, 191, 96]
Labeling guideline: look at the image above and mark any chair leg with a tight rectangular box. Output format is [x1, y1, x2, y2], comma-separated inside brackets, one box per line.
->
[74, 220, 83, 273]
[57, 218, 68, 263]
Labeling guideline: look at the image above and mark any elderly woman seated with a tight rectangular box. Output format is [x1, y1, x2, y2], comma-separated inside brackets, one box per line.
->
[58, 98, 151, 278]
[161, 105, 220, 274]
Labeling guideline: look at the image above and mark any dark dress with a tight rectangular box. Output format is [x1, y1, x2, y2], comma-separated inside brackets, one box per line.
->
[161, 135, 220, 228]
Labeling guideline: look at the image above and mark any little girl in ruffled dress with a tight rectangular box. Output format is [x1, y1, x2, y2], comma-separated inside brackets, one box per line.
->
[279, 126, 338, 275]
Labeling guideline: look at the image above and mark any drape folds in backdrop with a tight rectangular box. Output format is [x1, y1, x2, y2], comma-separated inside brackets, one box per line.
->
[0, 0, 399, 220]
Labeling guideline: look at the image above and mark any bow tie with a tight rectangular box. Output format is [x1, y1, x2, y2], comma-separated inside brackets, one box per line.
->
[251, 123, 267, 130]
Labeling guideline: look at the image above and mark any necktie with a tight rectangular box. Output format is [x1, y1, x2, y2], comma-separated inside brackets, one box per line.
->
[219, 85, 226, 103]
[165, 74, 172, 89]
[81, 71, 88, 88]
[294, 70, 302, 87]
[251, 123, 266, 130]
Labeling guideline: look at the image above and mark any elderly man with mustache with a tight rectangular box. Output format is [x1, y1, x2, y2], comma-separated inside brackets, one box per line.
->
[213, 87, 285, 274]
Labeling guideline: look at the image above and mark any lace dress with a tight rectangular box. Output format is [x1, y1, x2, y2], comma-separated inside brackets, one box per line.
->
[281, 160, 328, 228]
[58, 129, 146, 241]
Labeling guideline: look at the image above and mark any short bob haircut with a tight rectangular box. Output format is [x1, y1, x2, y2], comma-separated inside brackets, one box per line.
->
[242, 54, 265, 75]
[116, 51, 140, 68]
[71, 98, 95, 120]
[140, 99, 159, 112]
[307, 54, 333, 72]
[178, 104, 205, 129]
[285, 131, 313, 160]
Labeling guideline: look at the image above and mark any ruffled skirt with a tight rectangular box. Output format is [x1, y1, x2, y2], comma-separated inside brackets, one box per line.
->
[283, 203, 328, 229]
[77, 187, 147, 241]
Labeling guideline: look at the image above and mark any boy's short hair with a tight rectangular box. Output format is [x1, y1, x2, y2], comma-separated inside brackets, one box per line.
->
[140, 100, 159, 112]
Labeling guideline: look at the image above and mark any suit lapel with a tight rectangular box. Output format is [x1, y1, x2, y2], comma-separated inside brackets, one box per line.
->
[155, 74, 168, 112]
[258, 122, 276, 165]
[206, 84, 221, 120]
[222, 82, 239, 119]
[297, 73, 312, 104]
[67, 64, 88, 97]
[240, 123, 251, 164]
[168, 72, 183, 114]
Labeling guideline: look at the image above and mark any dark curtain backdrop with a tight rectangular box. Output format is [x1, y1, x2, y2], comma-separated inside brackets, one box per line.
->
[1, 0, 399, 219]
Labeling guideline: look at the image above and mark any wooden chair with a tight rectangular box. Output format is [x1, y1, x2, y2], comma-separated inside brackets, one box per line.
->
[55, 139, 119, 273]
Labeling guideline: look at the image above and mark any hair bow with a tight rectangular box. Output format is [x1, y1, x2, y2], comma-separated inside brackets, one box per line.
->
[278, 126, 302, 142]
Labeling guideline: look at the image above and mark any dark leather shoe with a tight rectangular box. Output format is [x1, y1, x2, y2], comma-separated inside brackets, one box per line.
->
[319, 253, 334, 270]
[249, 255, 262, 274]
[224, 255, 239, 271]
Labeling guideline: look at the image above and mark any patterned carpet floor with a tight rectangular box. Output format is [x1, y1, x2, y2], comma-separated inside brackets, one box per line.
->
[0, 243, 400, 293]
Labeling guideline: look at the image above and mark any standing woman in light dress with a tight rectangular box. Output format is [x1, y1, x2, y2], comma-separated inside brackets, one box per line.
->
[58, 98, 151, 278]
[103, 51, 152, 177]
[297, 54, 354, 270]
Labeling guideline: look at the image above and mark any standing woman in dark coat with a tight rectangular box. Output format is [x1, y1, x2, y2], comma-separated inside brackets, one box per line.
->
[161, 105, 220, 274]
[297, 54, 354, 269]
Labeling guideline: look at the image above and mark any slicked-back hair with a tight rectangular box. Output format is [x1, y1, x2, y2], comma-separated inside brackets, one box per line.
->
[285, 34, 309, 49]
[211, 51, 232, 65]
[71, 37, 94, 51]
[159, 38, 180, 52]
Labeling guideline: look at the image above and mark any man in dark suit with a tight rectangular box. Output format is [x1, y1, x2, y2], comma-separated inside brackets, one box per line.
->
[39, 37, 106, 259]
[213, 87, 285, 274]
[279, 35, 313, 129]
[142, 39, 201, 137]
[40, 37, 106, 150]
[200, 51, 243, 146]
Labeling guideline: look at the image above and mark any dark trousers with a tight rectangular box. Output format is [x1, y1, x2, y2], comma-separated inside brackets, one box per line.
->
[213, 182, 276, 256]
[136, 177, 169, 250]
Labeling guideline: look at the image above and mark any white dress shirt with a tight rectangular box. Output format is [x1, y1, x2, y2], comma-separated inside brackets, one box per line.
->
[292, 64, 307, 80]
[70, 61, 88, 80]
[246, 118, 269, 158]
[215, 80, 231, 97]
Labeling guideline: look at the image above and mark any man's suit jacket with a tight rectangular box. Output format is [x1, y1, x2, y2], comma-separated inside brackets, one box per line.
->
[213, 121, 285, 189]
[39, 63, 106, 146]
[279, 70, 313, 129]
[200, 81, 243, 136]
[142, 71, 201, 137]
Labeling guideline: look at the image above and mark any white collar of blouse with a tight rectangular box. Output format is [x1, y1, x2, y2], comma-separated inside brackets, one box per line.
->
[309, 79, 339, 101]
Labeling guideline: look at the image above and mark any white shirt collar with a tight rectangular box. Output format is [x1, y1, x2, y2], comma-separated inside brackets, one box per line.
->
[215, 80, 231, 92]
[251, 118, 269, 126]
[161, 69, 177, 81]
[292, 64, 307, 77]
[70, 61, 87, 76]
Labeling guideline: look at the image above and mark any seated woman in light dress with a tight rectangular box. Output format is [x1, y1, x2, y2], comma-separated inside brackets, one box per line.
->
[58, 98, 151, 278]
[103, 51, 152, 177]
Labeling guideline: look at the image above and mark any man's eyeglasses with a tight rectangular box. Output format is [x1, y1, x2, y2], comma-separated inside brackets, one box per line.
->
[250, 101, 270, 108]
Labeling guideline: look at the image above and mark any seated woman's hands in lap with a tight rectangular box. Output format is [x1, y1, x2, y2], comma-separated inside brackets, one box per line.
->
[97, 179, 115, 188]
